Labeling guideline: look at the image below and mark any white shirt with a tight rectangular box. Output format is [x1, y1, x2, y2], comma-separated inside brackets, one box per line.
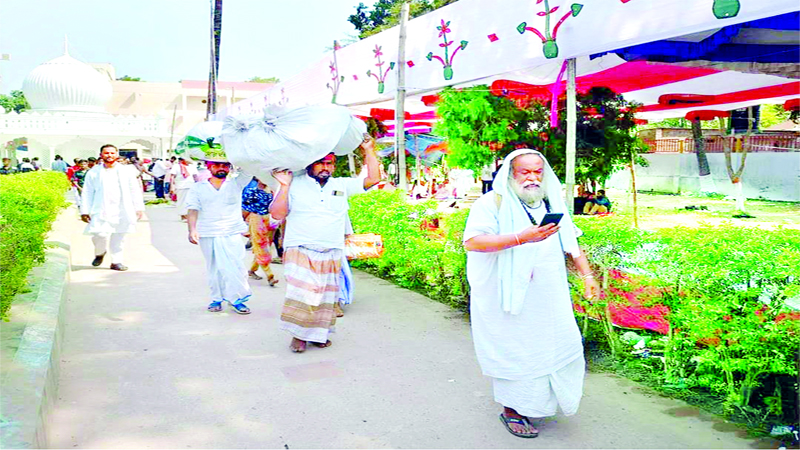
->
[170, 163, 198, 190]
[284, 174, 365, 250]
[185, 177, 248, 237]
[151, 160, 169, 178]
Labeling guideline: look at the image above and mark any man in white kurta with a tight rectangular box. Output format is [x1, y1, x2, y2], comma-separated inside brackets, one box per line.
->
[168, 157, 199, 221]
[463, 149, 600, 439]
[186, 160, 253, 314]
[80, 145, 145, 271]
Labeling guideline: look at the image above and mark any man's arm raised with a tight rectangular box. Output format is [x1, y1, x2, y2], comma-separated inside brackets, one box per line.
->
[361, 137, 381, 189]
[269, 170, 292, 221]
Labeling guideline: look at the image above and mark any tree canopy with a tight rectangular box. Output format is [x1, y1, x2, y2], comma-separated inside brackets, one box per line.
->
[434, 86, 648, 187]
[0, 90, 30, 113]
[348, 0, 459, 38]
[247, 76, 281, 84]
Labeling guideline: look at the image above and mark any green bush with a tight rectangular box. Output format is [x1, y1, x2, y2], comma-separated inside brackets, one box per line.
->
[0, 171, 70, 320]
[349, 190, 469, 308]
[350, 192, 800, 427]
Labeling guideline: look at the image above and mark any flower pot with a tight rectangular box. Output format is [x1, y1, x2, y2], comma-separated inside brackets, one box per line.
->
[443, 65, 454, 81]
[713, 0, 740, 18]
[378, 82, 385, 94]
[543, 40, 559, 59]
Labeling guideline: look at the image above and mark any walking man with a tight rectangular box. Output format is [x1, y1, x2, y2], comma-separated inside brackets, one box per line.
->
[186, 157, 253, 314]
[169, 157, 199, 221]
[270, 137, 381, 353]
[80, 144, 145, 271]
[463, 149, 600, 438]
[149, 158, 170, 199]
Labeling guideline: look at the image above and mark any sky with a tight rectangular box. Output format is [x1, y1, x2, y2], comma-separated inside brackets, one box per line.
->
[0, 0, 366, 94]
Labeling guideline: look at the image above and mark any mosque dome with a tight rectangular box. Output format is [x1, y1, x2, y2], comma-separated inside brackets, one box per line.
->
[22, 51, 112, 113]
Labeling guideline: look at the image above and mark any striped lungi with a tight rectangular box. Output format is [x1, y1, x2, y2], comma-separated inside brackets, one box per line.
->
[279, 245, 342, 344]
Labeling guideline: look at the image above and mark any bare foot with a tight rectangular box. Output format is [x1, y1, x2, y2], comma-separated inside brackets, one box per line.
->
[334, 303, 344, 318]
[312, 340, 332, 348]
[290, 338, 307, 353]
[248, 271, 263, 280]
[268, 275, 279, 287]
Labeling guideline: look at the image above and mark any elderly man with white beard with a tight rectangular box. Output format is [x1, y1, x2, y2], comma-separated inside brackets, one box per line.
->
[463, 149, 601, 439]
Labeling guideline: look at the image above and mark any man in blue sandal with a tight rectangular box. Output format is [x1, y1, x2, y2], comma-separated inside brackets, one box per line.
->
[186, 151, 253, 314]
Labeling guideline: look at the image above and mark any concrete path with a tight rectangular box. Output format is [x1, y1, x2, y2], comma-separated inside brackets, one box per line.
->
[49, 202, 769, 449]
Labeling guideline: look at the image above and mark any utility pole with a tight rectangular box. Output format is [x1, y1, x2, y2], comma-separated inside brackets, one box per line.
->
[168, 104, 178, 157]
[394, 2, 410, 190]
[206, 0, 222, 119]
[565, 58, 577, 209]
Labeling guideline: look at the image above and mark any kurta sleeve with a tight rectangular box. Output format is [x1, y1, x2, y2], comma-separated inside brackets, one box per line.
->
[343, 176, 366, 197]
[185, 185, 202, 211]
[80, 171, 96, 216]
[463, 195, 499, 242]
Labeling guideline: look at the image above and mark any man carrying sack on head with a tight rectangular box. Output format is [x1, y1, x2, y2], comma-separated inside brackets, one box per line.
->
[463, 149, 601, 439]
[269, 137, 381, 353]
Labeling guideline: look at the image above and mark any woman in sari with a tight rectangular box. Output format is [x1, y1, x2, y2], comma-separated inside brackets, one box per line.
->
[242, 177, 279, 286]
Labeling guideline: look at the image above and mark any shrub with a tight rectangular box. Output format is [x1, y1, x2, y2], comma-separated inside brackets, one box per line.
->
[0, 171, 70, 320]
[349, 192, 800, 426]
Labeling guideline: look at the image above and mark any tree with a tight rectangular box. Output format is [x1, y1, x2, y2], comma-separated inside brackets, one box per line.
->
[116, 75, 142, 81]
[349, 0, 459, 38]
[247, 76, 280, 84]
[434, 85, 647, 188]
[0, 90, 31, 113]
[759, 103, 790, 129]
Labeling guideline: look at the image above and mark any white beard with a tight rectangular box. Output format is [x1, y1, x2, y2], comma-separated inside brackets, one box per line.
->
[511, 178, 546, 206]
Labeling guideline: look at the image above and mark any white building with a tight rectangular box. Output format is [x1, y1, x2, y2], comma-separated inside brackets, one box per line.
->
[0, 47, 273, 167]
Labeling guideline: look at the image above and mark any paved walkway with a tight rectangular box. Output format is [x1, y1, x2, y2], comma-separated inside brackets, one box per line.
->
[49, 201, 768, 449]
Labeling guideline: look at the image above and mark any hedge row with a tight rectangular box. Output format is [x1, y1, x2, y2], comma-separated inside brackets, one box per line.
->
[349, 191, 800, 427]
[0, 171, 70, 320]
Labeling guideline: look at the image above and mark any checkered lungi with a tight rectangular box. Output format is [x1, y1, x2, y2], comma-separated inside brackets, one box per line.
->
[279, 245, 342, 344]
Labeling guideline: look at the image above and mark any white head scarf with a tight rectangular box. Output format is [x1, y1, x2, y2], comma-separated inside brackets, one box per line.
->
[492, 149, 581, 315]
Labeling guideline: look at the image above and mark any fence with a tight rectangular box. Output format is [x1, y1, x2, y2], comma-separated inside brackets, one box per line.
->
[643, 134, 800, 154]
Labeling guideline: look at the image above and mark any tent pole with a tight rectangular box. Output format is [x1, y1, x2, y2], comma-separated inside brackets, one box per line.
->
[394, 2, 409, 190]
[565, 58, 577, 210]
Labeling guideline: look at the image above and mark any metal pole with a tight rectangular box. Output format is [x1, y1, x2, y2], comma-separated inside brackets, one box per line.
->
[168, 103, 177, 156]
[394, 2, 410, 190]
[565, 58, 577, 209]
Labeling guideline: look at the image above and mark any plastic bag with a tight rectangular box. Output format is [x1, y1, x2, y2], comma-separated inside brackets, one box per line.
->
[222, 104, 367, 180]
[344, 233, 384, 261]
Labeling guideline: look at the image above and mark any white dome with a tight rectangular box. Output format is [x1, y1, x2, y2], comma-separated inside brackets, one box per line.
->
[22, 53, 112, 113]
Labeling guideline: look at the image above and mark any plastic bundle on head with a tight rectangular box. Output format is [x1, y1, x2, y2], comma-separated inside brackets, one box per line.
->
[175, 121, 228, 162]
[222, 104, 367, 182]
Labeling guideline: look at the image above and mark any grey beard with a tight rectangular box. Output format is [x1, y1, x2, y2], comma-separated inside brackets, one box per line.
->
[511, 180, 546, 206]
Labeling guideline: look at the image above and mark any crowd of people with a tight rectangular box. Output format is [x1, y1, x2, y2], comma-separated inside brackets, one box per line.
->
[8, 139, 604, 440]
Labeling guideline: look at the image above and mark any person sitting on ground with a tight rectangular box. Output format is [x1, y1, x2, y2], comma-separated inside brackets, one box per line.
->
[573, 185, 592, 215]
[583, 189, 612, 215]
[18, 158, 35, 173]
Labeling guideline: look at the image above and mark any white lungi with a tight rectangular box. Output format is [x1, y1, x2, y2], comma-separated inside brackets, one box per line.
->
[493, 356, 585, 417]
[199, 235, 251, 305]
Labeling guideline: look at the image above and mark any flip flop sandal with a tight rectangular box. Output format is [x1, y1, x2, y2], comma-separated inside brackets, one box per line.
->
[312, 340, 333, 348]
[268, 276, 279, 287]
[232, 303, 251, 315]
[248, 271, 263, 280]
[499, 414, 538, 438]
[207, 302, 223, 312]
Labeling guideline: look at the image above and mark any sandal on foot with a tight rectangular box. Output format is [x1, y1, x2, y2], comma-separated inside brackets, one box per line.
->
[499, 414, 538, 438]
[232, 303, 251, 315]
[312, 340, 332, 348]
[290, 339, 307, 353]
[248, 271, 263, 280]
[268, 276, 279, 287]
[207, 301, 223, 312]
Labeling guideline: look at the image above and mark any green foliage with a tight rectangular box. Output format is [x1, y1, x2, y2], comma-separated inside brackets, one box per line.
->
[348, 190, 800, 425]
[348, 190, 469, 307]
[0, 171, 70, 320]
[434, 85, 648, 187]
[759, 104, 790, 130]
[116, 75, 142, 81]
[247, 76, 281, 84]
[349, 0, 460, 38]
[0, 90, 31, 113]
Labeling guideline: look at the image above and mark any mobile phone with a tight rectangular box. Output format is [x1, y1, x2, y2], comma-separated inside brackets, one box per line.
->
[539, 212, 563, 227]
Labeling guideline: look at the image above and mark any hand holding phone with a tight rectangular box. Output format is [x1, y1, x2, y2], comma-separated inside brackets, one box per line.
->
[539, 212, 563, 227]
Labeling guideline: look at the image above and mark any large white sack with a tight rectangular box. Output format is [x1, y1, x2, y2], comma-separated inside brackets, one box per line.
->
[222, 104, 367, 179]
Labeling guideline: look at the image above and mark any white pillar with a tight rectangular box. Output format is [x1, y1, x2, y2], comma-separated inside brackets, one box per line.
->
[48, 146, 57, 169]
[565, 58, 577, 209]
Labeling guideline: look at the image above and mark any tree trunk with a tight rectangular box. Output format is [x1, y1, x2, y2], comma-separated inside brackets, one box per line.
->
[630, 153, 639, 228]
[692, 118, 716, 193]
[723, 107, 752, 214]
